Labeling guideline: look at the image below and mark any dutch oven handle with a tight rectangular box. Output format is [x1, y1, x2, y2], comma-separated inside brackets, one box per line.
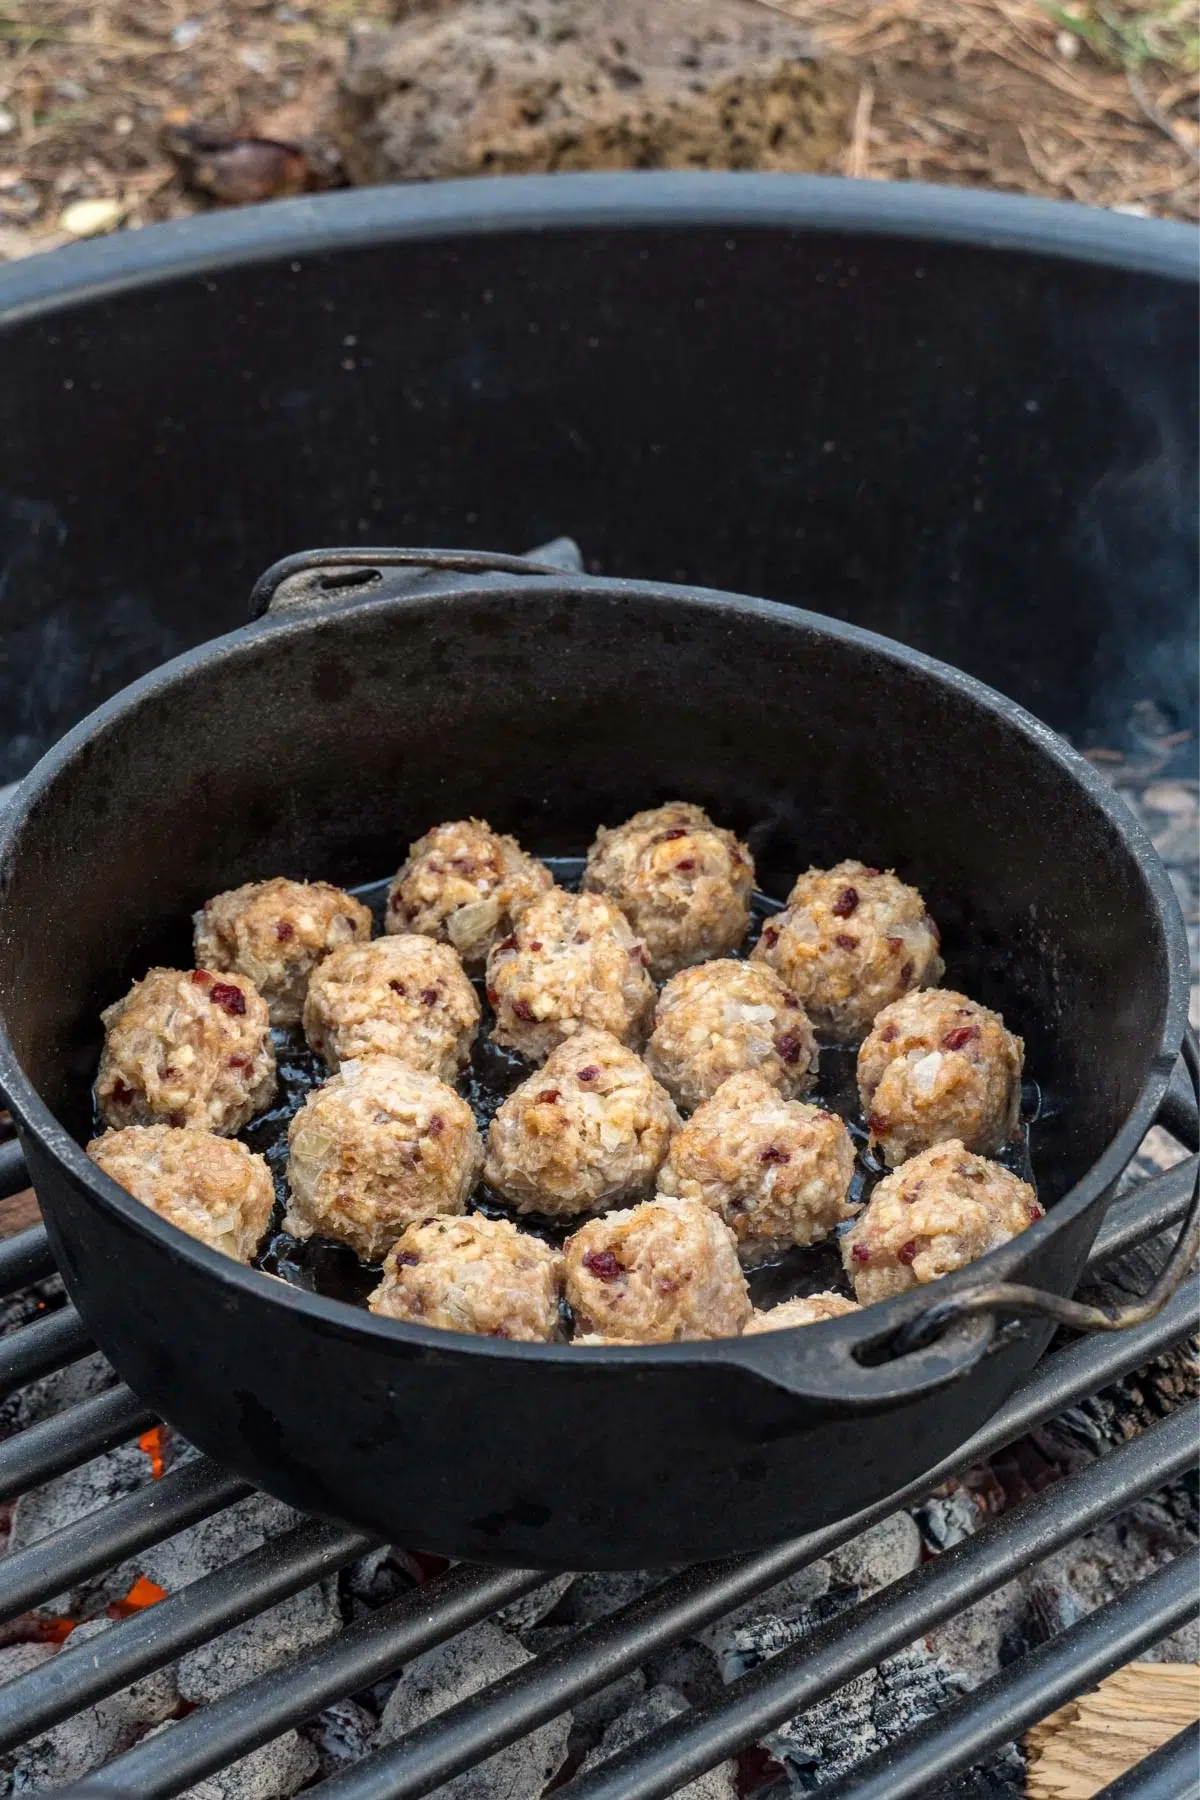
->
[247, 543, 582, 619]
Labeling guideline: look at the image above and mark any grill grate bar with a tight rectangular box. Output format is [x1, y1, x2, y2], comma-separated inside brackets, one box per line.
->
[1095, 1721, 1200, 1800]
[1089, 1160, 1198, 1269]
[64, 1563, 556, 1798]
[0, 1140, 27, 1204]
[0, 1456, 253, 1627]
[0, 1306, 92, 1403]
[0, 1386, 154, 1506]
[810, 1545, 1200, 1800]
[547, 1407, 1198, 1800]
[0, 1224, 55, 1297]
[0, 1519, 377, 1753]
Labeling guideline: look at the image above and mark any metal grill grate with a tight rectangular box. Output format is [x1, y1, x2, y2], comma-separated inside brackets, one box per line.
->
[0, 1146, 1193, 1800]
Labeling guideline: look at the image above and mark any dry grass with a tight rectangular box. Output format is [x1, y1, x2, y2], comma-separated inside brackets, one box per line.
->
[0, 0, 1196, 260]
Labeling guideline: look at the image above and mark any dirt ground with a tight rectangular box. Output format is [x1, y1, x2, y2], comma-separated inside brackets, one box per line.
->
[0, 0, 1196, 260]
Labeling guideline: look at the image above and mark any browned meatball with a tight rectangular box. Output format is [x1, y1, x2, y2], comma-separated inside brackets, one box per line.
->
[284, 1055, 481, 1261]
[644, 959, 817, 1113]
[842, 1140, 1041, 1306]
[751, 861, 943, 1043]
[194, 877, 372, 1026]
[564, 1196, 751, 1343]
[96, 967, 276, 1135]
[858, 989, 1024, 1167]
[485, 888, 655, 1063]
[656, 1070, 857, 1265]
[303, 935, 480, 1079]
[87, 1125, 274, 1262]
[368, 1214, 564, 1341]
[743, 1292, 861, 1333]
[582, 801, 754, 980]
[386, 818, 553, 969]
[484, 1028, 679, 1217]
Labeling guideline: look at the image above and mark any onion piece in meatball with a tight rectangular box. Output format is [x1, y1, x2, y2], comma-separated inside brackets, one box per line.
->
[582, 801, 754, 980]
[485, 888, 655, 1064]
[386, 818, 553, 969]
[751, 860, 943, 1043]
[484, 1028, 679, 1218]
[858, 989, 1024, 1167]
[285, 1056, 481, 1261]
[88, 1125, 275, 1262]
[303, 935, 479, 1079]
[194, 877, 372, 1026]
[564, 1195, 751, 1343]
[743, 1292, 861, 1334]
[656, 1070, 857, 1266]
[368, 1214, 563, 1341]
[842, 1139, 1041, 1306]
[96, 967, 276, 1135]
[644, 959, 816, 1114]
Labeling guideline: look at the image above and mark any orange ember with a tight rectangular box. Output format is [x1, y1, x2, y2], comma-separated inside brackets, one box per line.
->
[107, 1575, 167, 1619]
[138, 1427, 166, 1480]
[35, 1616, 78, 1644]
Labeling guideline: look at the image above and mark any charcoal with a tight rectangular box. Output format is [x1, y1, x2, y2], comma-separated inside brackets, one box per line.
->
[493, 1573, 576, 1633]
[698, 1567, 832, 1679]
[826, 1512, 922, 1593]
[8, 1438, 156, 1615]
[580, 1685, 737, 1799]
[640, 1637, 724, 1708]
[5, 1619, 178, 1791]
[378, 1619, 571, 1798]
[142, 1719, 319, 1799]
[344, 1545, 417, 1615]
[552, 1568, 668, 1625]
[767, 1641, 962, 1791]
[520, 1624, 646, 1754]
[302, 1698, 380, 1776]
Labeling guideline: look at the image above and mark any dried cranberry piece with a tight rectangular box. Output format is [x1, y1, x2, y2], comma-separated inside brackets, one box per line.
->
[879, 1023, 899, 1043]
[512, 1000, 535, 1022]
[775, 1032, 804, 1065]
[428, 1114, 444, 1137]
[582, 1248, 623, 1282]
[898, 1240, 919, 1265]
[661, 827, 688, 841]
[486, 987, 499, 1007]
[760, 1144, 790, 1165]
[886, 936, 903, 953]
[814, 1109, 835, 1122]
[675, 859, 696, 873]
[577, 1065, 600, 1082]
[867, 1112, 887, 1135]
[450, 857, 475, 875]
[536, 1088, 561, 1104]
[942, 1025, 979, 1051]
[226, 1055, 251, 1071]
[191, 969, 211, 986]
[388, 979, 406, 996]
[783, 994, 800, 1010]
[419, 987, 439, 1007]
[762, 925, 780, 949]
[905, 1179, 925, 1203]
[497, 934, 518, 954]
[863, 866, 881, 876]
[834, 933, 859, 952]
[111, 1079, 134, 1105]
[275, 921, 295, 942]
[900, 961, 915, 986]
[490, 1325, 511, 1339]
[831, 886, 859, 917]
[1027, 1203, 1043, 1224]
[851, 1243, 871, 1265]
[394, 1251, 421, 1267]
[529, 941, 543, 953]
[209, 981, 246, 1016]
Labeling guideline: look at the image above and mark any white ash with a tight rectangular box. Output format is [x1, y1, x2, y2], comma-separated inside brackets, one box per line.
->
[141, 1718, 318, 1799]
[580, 1685, 738, 1800]
[378, 1619, 571, 1800]
[824, 1512, 922, 1594]
[698, 1562, 830, 1675]
[302, 1697, 379, 1779]
[519, 1624, 647, 1755]
[913, 1488, 989, 1553]
[4, 1619, 178, 1792]
[923, 1583, 1028, 1691]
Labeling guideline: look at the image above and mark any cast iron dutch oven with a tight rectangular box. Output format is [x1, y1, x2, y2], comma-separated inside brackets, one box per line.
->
[0, 552, 1194, 1569]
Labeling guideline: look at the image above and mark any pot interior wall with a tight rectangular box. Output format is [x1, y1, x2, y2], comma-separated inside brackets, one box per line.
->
[0, 586, 1171, 1207]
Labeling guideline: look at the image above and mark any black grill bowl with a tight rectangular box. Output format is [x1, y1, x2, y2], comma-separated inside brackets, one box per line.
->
[0, 573, 1188, 1568]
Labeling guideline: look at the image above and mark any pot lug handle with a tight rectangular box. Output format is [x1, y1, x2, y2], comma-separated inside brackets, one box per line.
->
[247, 540, 583, 620]
[892, 1028, 1200, 1353]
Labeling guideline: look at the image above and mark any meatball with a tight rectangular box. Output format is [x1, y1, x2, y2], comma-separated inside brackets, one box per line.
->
[484, 1028, 679, 1218]
[644, 959, 817, 1113]
[582, 801, 754, 980]
[303, 935, 479, 1079]
[842, 1139, 1041, 1306]
[194, 877, 372, 1027]
[564, 1196, 751, 1343]
[858, 989, 1024, 1167]
[485, 888, 655, 1063]
[284, 1056, 481, 1260]
[386, 818, 553, 969]
[751, 860, 943, 1043]
[87, 1125, 274, 1262]
[743, 1292, 861, 1334]
[656, 1070, 857, 1266]
[368, 1214, 563, 1341]
[96, 967, 276, 1135]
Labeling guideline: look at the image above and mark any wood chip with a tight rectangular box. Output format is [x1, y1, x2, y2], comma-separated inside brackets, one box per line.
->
[1025, 1662, 1200, 1800]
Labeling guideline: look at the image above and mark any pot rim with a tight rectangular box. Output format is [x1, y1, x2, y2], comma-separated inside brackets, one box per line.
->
[0, 573, 1190, 1373]
[0, 173, 1195, 332]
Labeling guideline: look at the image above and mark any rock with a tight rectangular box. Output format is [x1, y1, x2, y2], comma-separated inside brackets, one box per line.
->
[7, 1620, 178, 1791]
[581, 1685, 737, 1799]
[335, 0, 850, 186]
[378, 1619, 570, 1798]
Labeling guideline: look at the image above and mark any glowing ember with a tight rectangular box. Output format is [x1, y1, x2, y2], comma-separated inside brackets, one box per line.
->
[138, 1427, 166, 1480]
[107, 1575, 167, 1619]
